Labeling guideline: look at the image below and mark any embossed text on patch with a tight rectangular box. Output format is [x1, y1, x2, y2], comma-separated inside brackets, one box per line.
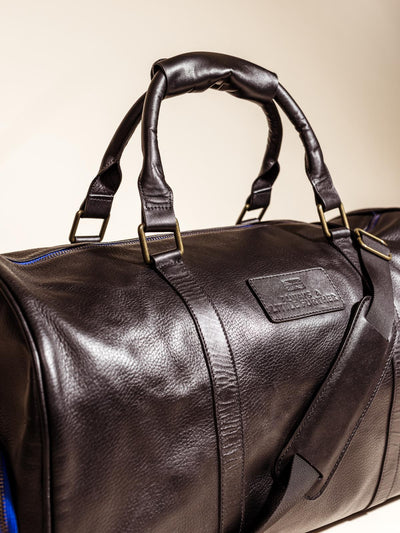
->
[248, 268, 344, 322]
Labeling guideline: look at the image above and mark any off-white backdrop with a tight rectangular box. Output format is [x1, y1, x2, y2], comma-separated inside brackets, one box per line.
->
[1, 0, 399, 531]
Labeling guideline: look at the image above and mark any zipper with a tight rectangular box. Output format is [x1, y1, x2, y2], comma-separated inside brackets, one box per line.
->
[7, 223, 258, 266]
[0, 451, 18, 533]
[7, 207, 397, 267]
[0, 461, 7, 533]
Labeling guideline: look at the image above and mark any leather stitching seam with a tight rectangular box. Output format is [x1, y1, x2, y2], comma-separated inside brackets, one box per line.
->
[157, 260, 245, 532]
[202, 290, 246, 533]
[157, 262, 227, 531]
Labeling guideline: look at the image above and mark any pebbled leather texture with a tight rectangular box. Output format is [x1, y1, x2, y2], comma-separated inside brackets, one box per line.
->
[1, 52, 400, 533]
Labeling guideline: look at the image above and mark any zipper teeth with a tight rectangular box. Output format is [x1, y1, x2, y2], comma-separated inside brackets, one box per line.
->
[8, 207, 387, 267]
[0, 459, 9, 533]
[8, 224, 256, 266]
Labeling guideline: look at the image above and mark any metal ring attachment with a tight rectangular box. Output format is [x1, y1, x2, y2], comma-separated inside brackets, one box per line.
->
[138, 219, 184, 264]
[317, 203, 350, 239]
[354, 228, 392, 261]
[69, 210, 110, 244]
[236, 203, 267, 225]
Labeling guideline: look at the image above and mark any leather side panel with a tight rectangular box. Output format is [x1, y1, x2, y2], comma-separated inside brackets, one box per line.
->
[371, 313, 400, 504]
[0, 283, 49, 532]
[382, 353, 400, 500]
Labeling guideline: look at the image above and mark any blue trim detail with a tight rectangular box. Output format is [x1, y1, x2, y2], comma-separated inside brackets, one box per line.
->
[10, 246, 79, 265]
[8, 224, 258, 266]
[0, 451, 18, 533]
[365, 212, 381, 233]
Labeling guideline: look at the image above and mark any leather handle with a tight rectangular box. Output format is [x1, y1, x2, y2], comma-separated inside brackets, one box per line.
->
[80, 86, 283, 220]
[138, 52, 342, 231]
[79, 93, 146, 220]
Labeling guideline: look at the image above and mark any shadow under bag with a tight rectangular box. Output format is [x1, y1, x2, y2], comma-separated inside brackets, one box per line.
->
[1, 52, 400, 533]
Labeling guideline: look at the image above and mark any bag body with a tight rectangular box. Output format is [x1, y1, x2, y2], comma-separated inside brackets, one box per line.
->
[0, 52, 399, 533]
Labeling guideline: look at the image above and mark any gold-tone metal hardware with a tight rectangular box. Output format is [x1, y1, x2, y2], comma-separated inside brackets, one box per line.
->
[236, 203, 250, 225]
[317, 203, 350, 239]
[69, 210, 110, 244]
[354, 228, 392, 261]
[138, 219, 184, 264]
[236, 203, 267, 225]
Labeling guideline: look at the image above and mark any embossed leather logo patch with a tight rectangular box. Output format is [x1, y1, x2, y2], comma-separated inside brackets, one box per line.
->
[248, 268, 344, 322]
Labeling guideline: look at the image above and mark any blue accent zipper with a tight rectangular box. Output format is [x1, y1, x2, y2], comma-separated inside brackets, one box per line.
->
[364, 212, 381, 233]
[0, 451, 18, 533]
[8, 224, 256, 266]
[7, 208, 387, 267]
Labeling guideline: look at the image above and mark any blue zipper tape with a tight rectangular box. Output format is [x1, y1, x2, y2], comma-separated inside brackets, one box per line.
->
[0, 451, 18, 533]
[8, 224, 257, 266]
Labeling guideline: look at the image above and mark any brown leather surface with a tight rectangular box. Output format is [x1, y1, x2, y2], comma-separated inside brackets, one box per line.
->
[0, 52, 399, 533]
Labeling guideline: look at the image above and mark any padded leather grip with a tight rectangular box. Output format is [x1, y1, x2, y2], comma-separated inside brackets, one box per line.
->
[139, 52, 342, 231]
[151, 51, 279, 103]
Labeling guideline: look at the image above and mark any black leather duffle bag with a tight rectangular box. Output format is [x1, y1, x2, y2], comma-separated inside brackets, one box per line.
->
[1, 52, 399, 533]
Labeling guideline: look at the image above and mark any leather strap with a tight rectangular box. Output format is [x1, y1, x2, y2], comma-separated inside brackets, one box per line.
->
[264, 454, 320, 529]
[275, 297, 394, 494]
[262, 237, 395, 527]
[80, 93, 146, 219]
[273, 84, 340, 213]
[331, 227, 363, 277]
[152, 250, 245, 533]
[80, 68, 284, 220]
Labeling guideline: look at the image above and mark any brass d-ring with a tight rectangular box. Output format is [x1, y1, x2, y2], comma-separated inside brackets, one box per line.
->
[69, 210, 110, 243]
[138, 219, 184, 264]
[317, 203, 349, 239]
